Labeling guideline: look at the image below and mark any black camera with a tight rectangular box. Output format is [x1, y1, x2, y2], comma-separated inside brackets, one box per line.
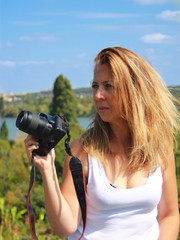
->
[16, 110, 69, 156]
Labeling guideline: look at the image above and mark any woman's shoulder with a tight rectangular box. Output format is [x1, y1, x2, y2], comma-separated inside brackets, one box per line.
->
[70, 138, 85, 155]
[70, 138, 89, 178]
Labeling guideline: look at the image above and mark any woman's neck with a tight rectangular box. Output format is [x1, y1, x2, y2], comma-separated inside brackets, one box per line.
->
[109, 119, 131, 153]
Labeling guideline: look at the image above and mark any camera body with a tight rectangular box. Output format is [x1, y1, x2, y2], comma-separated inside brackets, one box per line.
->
[16, 110, 68, 156]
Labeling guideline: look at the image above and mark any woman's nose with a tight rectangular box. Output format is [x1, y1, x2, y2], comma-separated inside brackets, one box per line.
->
[95, 87, 105, 100]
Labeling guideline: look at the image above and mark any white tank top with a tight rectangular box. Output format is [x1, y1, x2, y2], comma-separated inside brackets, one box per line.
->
[69, 155, 163, 240]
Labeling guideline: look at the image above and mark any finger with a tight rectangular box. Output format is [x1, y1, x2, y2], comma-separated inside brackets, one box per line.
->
[25, 142, 39, 157]
[51, 148, 55, 159]
[27, 144, 39, 153]
[26, 145, 39, 160]
[24, 135, 38, 146]
[24, 134, 36, 141]
[24, 140, 39, 149]
[24, 139, 39, 153]
[24, 136, 39, 160]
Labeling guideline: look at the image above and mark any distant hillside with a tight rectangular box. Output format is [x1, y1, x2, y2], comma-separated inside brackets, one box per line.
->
[73, 87, 92, 95]
[3, 85, 180, 101]
[12, 85, 180, 99]
[168, 86, 180, 98]
[17, 87, 92, 99]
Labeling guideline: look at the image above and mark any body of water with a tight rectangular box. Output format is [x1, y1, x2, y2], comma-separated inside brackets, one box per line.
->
[0, 117, 92, 140]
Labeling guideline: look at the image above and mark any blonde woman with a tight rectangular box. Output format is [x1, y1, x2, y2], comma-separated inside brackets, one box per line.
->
[25, 47, 179, 239]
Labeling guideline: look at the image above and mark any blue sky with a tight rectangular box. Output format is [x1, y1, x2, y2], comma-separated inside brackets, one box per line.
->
[0, 0, 180, 94]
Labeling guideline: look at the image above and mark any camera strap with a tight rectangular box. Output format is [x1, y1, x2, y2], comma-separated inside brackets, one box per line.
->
[65, 132, 87, 240]
[27, 152, 38, 240]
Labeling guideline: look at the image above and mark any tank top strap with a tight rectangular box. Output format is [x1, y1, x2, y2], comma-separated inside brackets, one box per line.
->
[88, 154, 105, 185]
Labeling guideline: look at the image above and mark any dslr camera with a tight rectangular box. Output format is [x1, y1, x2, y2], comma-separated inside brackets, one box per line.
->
[16, 110, 69, 156]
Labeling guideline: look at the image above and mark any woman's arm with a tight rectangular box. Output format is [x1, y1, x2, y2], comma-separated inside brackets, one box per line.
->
[158, 151, 179, 240]
[24, 136, 82, 239]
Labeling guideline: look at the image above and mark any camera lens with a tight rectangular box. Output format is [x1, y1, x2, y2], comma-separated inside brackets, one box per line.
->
[20, 116, 24, 124]
[16, 110, 52, 138]
[16, 111, 32, 129]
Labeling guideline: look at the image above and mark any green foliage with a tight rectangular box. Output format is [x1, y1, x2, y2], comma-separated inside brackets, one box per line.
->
[74, 87, 92, 95]
[169, 86, 180, 98]
[0, 139, 29, 211]
[1, 93, 51, 117]
[175, 132, 180, 205]
[0, 197, 63, 240]
[0, 97, 4, 115]
[169, 86, 180, 112]
[0, 121, 9, 140]
[0, 140, 11, 196]
[30, 184, 46, 218]
[20, 95, 51, 115]
[76, 95, 93, 117]
[0, 139, 10, 157]
[50, 74, 78, 123]
[0, 138, 62, 239]
[2, 106, 20, 118]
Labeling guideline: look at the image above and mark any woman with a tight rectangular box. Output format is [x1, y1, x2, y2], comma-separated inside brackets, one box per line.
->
[25, 47, 179, 239]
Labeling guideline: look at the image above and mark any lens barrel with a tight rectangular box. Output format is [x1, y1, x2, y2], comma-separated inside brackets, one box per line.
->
[16, 110, 51, 138]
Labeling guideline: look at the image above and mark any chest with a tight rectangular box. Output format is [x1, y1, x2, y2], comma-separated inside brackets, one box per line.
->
[93, 154, 149, 189]
[104, 166, 149, 189]
[87, 156, 163, 212]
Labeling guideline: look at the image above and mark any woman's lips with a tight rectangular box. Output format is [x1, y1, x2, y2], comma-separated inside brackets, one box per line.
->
[98, 107, 109, 113]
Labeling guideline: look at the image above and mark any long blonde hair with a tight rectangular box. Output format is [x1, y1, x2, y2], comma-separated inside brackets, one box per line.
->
[81, 47, 179, 173]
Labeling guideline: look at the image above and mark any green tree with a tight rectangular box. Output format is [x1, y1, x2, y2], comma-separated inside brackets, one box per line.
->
[50, 74, 78, 123]
[0, 120, 9, 140]
[0, 97, 4, 116]
[50, 74, 84, 181]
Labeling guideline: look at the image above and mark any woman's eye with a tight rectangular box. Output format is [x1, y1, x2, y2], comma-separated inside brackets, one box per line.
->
[92, 84, 98, 89]
[106, 84, 114, 89]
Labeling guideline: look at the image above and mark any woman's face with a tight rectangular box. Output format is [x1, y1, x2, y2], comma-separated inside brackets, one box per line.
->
[92, 64, 121, 124]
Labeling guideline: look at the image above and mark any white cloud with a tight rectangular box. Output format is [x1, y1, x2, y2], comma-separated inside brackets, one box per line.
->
[19, 33, 58, 41]
[37, 11, 141, 19]
[19, 61, 44, 66]
[0, 60, 50, 67]
[76, 53, 87, 59]
[133, 0, 171, 4]
[0, 61, 16, 67]
[14, 21, 50, 26]
[143, 48, 157, 62]
[145, 48, 155, 55]
[157, 10, 180, 21]
[77, 12, 141, 19]
[49, 60, 55, 64]
[19, 35, 32, 41]
[6, 42, 13, 47]
[90, 24, 158, 31]
[141, 33, 173, 43]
